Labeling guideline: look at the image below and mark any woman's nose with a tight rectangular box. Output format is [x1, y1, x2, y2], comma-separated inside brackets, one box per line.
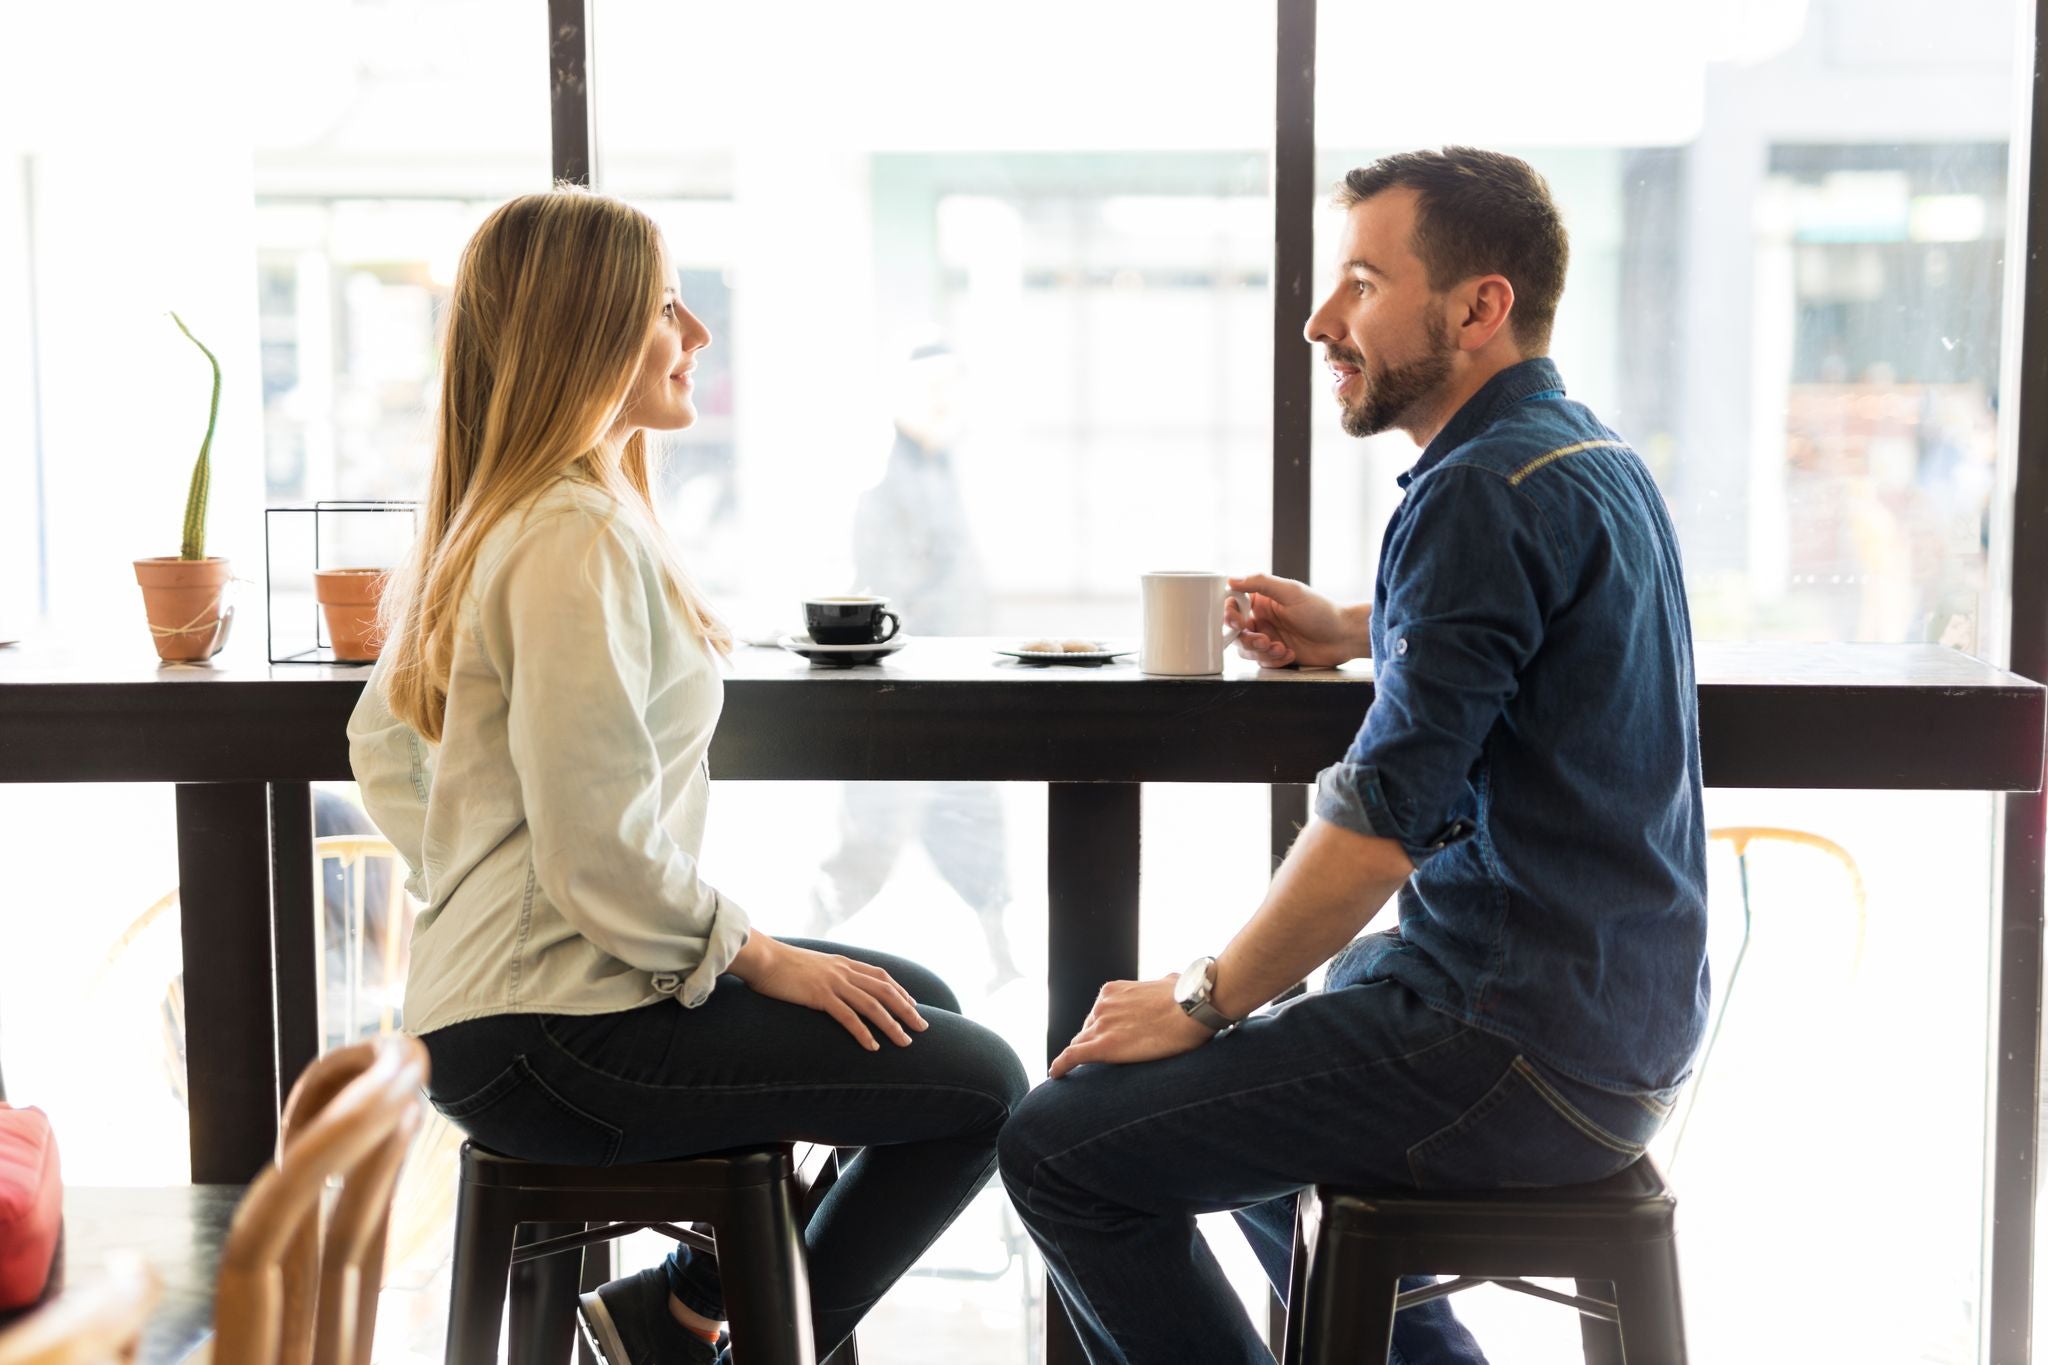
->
[683, 308, 712, 351]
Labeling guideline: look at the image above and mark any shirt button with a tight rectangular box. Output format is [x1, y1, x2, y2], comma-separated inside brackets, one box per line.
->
[1395, 638, 1409, 656]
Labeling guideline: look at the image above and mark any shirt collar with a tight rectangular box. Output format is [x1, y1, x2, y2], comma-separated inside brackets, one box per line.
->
[1398, 357, 1566, 489]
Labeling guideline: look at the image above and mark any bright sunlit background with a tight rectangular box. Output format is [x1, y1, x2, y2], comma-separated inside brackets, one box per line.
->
[0, 1, 2031, 1360]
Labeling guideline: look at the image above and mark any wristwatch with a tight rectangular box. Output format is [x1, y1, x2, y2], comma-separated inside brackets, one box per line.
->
[1174, 955, 1237, 1032]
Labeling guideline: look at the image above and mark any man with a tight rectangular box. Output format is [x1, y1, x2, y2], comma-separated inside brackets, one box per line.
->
[997, 147, 1709, 1363]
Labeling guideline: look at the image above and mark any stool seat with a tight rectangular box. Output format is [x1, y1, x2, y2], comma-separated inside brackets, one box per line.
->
[1283, 1155, 1687, 1365]
[446, 1139, 843, 1365]
[460, 1142, 796, 1195]
[1317, 1155, 1675, 1245]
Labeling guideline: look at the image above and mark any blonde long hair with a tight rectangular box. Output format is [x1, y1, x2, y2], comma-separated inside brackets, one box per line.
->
[379, 186, 732, 743]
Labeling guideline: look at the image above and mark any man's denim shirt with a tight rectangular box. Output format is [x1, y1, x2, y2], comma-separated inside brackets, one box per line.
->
[1316, 358, 1709, 1095]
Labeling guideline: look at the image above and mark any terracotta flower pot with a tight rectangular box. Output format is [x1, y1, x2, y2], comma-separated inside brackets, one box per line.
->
[315, 568, 389, 662]
[133, 557, 233, 662]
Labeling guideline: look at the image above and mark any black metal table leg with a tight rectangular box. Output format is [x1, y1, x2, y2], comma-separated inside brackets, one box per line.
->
[174, 782, 281, 1182]
[1044, 782, 1142, 1365]
[1045, 783, 1143, 1065]
[270, 782, 320, 1102]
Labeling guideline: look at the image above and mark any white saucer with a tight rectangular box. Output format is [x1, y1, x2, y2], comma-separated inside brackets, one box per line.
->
[777, 632, 908, 666]
[995, 642, 1132, 667]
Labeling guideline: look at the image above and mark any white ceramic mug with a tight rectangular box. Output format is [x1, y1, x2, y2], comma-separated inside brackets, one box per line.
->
[1140, 571, 1251, 676]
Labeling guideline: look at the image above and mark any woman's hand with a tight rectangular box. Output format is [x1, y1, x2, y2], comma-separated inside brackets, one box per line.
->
[1227, 574, 1372, 669]
[727, 933, 930, 1051]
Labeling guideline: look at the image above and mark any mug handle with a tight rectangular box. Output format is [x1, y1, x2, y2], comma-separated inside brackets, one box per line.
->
[1219, 590, 1251, 647]
[875, 610, 902, 643]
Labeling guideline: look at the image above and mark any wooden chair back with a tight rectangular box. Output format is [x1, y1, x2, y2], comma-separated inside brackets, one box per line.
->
[210, 1036, 427, 1365]
[0, 1254, 159, 1365]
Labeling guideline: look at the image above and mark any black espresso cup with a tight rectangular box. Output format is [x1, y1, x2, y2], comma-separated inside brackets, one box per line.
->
[805, 596, 902, 645]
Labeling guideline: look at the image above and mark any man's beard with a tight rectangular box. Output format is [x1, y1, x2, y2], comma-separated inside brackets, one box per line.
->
[1338, 315, 1453, 438]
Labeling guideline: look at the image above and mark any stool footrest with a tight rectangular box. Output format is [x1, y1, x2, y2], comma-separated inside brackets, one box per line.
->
[649, 1222, 715, 1254]
[505, 1219, 717, 1265]
[1470, 1276, 1617, 1321]
[1391, 1276, 1488, 1310]
[1391, 1275, 1616, 1321]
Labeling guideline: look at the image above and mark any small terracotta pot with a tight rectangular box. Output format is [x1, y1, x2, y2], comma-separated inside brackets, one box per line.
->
[134, 557, 233, 662]
[315, 568, 389, 662]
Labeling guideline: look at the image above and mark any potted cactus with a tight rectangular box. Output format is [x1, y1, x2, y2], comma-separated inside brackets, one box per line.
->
[133, 312, 232, 662]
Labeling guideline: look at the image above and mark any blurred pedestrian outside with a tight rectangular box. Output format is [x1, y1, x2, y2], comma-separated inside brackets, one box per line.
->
[807, 341, 1022, 991]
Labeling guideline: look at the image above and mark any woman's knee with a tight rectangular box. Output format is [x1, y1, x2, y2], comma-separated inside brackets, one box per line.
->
[857, 941, 967, 1012]
[954, 1019, 1030, 1118]
[804, 938, 963, 1013]
[899, 962, 961, 1013]
[904, 1011, 1029, 1140]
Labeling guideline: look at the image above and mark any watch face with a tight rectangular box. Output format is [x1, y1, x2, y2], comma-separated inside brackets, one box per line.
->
[1175, 957, 1211, 1005]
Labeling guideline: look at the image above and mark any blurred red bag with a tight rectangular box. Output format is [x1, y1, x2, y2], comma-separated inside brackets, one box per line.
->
[0, 1105, 60, 1310]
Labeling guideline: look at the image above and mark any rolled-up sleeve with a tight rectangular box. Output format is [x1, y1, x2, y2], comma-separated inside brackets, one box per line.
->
[1316, 465, 1558, 862]
[475, 509, 749, 998]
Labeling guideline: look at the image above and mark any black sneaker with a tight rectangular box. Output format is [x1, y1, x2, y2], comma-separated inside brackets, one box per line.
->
[578, 1265, 718, 1365]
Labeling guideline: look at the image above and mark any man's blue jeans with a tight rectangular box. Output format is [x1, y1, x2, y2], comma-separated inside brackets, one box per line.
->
[998, 976, 1676, 1364]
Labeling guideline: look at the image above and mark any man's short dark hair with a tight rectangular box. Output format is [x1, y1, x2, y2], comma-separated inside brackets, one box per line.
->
[1337, 147, 1568, 354]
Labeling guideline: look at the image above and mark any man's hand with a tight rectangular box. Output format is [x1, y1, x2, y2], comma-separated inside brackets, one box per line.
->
[1048, 975, 1214, 1079]
[1227, 574, 1371, 669]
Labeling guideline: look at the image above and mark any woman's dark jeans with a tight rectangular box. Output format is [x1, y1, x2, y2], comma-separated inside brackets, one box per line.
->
[420, 940, 1029, 1355]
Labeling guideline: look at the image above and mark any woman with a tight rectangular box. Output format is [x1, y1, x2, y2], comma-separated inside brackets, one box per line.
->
[347, 187, 1027, 1365]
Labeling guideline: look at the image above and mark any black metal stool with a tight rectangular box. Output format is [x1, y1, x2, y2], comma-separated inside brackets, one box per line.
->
[1281, 1155, 1687, 1365]
[446, 1140, 857, 1365]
